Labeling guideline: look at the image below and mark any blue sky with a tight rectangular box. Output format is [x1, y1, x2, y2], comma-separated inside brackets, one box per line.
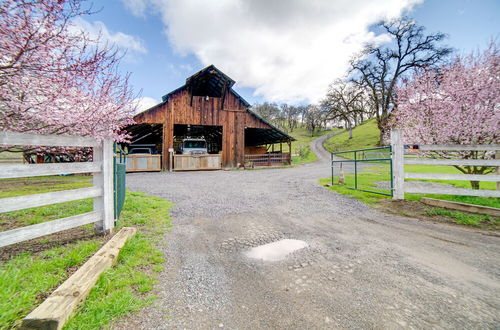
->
[83, 0, 499, 110]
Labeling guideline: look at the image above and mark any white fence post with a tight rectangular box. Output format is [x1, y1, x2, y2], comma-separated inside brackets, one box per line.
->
[93, 139, 114, 234]
[497, 151, 500, 191]
[391, 129, 405, 199]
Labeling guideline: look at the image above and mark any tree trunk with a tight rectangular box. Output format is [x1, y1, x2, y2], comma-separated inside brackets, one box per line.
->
[377, 116, 389, 146]
[347, 121, 353, 139]
[470, 180, 480, 190]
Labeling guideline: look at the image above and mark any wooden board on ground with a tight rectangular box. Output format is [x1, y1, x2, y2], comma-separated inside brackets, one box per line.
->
[20, 227, 137, 330]
[421, 197, 500, 217]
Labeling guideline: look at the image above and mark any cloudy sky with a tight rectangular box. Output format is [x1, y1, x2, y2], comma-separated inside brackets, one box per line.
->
[81, 0, 499, 111]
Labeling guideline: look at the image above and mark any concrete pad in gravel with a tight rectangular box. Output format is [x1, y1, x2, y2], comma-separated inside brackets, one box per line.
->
[244, 239, 308, 261]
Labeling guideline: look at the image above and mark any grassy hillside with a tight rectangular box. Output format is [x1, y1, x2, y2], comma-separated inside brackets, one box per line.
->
[323, 119, 379, 158]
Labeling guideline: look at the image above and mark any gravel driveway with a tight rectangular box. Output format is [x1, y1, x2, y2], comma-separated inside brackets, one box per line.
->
[118, 134, 499, 329]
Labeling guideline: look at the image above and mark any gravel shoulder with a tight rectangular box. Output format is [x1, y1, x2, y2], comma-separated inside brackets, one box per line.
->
[116, 134, 500, 329]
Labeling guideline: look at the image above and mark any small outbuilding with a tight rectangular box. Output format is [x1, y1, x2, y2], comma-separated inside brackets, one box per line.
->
[127, 65, 294, 171]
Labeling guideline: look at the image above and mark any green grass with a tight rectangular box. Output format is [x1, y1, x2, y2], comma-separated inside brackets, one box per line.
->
[323, 119, 380, 159]
[425, 208, 496, 226]
[64, 191, 172, 329]
[0, 175, 92, 198]
[271, 126, 334, 163]
[322, 118, 499, 215]
[0, 176, 173, 329]
[321, 164, 499, 227]
[0, 175, 94, 227]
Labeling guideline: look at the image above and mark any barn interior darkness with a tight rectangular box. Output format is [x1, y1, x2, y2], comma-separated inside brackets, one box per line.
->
[173, 124, 222, 154]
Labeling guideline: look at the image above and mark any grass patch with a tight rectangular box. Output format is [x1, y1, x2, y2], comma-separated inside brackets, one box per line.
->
[64, 191, 172, 329]
[323, 119, 379, 158]
[0, 175, 92, 198]
[0, 175, 173, 329]
[0, 175, 94, 227]
[322, 163, 499, 227]
[425, 208, 496, 227]
[320, 163, 392, 204]
[0, 241, 102, 328]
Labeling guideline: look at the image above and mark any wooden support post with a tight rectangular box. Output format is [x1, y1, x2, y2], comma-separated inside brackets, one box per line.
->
[93, 139, 114, 235]
[391, 129, 404, 200]
[21, 227, 136, 330]
[497, 151, 500, 191]
[169, 150, 173, 172]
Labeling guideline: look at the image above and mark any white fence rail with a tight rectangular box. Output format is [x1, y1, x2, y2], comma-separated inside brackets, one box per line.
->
[0, 131, 114, 248]
[390, 129, 500, 199]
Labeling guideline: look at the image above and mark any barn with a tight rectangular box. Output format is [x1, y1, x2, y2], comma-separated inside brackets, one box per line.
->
[126, 65, 294, 171]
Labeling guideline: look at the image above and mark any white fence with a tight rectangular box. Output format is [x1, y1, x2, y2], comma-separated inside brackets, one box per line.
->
[390, 129, 500, 199]
[0, 131, 115, 248]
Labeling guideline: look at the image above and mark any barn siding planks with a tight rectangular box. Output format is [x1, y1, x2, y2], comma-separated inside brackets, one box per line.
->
[134, 88, 272, 169]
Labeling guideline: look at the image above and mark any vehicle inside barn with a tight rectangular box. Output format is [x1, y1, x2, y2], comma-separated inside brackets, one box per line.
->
[125, 65, 294, 172]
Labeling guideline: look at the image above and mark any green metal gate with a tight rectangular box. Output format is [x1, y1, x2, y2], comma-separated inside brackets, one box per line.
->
[114, 143, 126, 222]
[330, 146, 393, 197]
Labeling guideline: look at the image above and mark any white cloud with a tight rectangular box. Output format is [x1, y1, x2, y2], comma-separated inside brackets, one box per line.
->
[71, 18, 147, 61]
[122, 0, 422, 103]
[133, 96, 159, 113]
[122, 0, 149, 17]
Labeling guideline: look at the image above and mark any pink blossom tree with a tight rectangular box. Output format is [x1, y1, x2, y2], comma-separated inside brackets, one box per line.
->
[0, 0, 136, 148]
[390, 43, 500, 189]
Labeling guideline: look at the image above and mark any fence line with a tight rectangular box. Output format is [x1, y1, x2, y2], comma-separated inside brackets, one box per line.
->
[245, 153, 291, 167]
[390, 129, 500, 199]
[0, 131, 114, 248]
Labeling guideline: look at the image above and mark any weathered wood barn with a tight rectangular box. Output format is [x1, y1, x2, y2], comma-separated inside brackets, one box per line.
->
[127, 65, 294, 171]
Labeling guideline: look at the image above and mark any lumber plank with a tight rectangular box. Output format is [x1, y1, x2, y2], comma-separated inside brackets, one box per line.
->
[404, 158, 500, 167]
[0, 162, 102, 179]
[404, 172, 500, 182]
[0, 212, 101, 248]
[418, 144, 500, 151]
[404, 184, 500, 197]
[421, 197, 500, 217]
[0, 131, 99, 148]
[21, 227, 137, 330]
[0, 187, 102, 213]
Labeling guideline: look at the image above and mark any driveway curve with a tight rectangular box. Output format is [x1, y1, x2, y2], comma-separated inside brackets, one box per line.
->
[119, 133, 499, 329]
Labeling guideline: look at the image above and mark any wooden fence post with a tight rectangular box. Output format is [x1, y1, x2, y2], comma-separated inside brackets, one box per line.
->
[497, 150, 500, 191]
[391, 129, 405, 199]
[93, 139, 114, 234]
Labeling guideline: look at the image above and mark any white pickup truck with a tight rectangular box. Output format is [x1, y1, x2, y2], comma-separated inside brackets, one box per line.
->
[180, 138, 208, 155]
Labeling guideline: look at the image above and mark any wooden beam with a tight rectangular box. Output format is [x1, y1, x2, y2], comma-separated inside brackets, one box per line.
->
[0, 162, 101, 179]
[405, 158, 500, 167]
[404, 172, 500, 182]
[0, 187, 102, 213]
[418, 144, 500, 151]
[404, 184, 500, 197]
[421, 197, 500, 217]
[0, 131, 99, 148]
[0, 211, 101, 248]
[391, 129, 404, 199]
[21, 227, 137, 330]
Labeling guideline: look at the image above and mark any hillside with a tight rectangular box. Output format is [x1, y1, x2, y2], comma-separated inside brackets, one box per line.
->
[323, 119, 380, 157]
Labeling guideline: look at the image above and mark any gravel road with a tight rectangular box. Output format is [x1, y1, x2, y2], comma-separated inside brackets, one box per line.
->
[117, 134, 500, 329]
